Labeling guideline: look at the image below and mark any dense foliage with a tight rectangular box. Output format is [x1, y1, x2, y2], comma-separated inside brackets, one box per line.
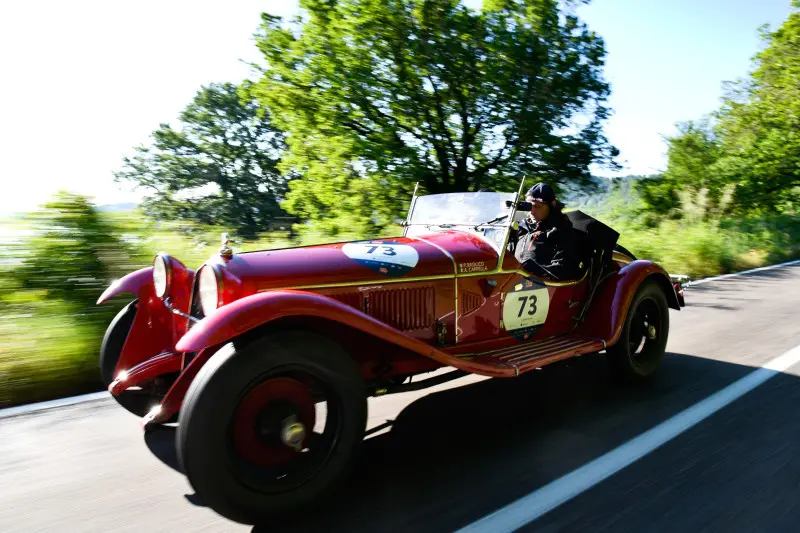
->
[252, 0, 618, 236]
[0, 194, 133, 405]
[115, 83, 288, 238]
[638, 0, 800, 218]
[12, 193, 130, 312]
[4, 1, 800, 408]
[3, 186, 798, 408]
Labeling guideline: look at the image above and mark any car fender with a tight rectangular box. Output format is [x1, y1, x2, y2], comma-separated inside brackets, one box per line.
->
[175, 289, 460, 369]
[97, 267, 154, 304]
[97, 266, 176, 376]
[576, 260, 681, 346]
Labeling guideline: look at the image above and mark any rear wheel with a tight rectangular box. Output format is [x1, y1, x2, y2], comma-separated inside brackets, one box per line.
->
[606, 280, 669, 380]
[176, 331, 367, 524]
[100, 300, 165, 417]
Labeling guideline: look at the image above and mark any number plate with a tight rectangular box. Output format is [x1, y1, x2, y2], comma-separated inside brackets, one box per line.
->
[502, 281, 550, 334]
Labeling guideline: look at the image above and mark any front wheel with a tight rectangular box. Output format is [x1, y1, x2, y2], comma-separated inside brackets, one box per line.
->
[606, 280, 669, 380]
[176, 330, 367, 524]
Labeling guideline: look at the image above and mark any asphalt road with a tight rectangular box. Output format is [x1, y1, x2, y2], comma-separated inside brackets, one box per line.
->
[2, 264, 800, 532]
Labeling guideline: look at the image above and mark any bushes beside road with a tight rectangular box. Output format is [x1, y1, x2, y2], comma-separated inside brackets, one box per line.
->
[1, 193, 798, 409]
[576, 180, 800, 280]
[0, 194, 295, 408]
[613, 215, 800, 280]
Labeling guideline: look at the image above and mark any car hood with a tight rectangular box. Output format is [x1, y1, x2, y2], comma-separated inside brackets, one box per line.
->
[208, 231, 501, 295]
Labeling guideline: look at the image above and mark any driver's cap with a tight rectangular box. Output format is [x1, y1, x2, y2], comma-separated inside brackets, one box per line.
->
[526, 182, 555, 204]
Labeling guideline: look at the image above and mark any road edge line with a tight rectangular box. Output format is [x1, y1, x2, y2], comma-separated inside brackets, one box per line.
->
[685, 258, 800, 286]
[0, 391, 110, 419]
[2, 259, 798, 419]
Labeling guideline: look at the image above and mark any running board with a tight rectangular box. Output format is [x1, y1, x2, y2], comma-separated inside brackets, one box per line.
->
[463, 335, 605, 377]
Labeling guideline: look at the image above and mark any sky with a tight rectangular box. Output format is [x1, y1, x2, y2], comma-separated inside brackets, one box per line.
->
[0, 0, 794, 215]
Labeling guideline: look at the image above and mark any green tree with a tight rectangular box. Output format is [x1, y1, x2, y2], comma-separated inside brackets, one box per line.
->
[254, 0, 618, 235]
[639, 1, 800, 220]
[715, 1, 800, 212]
[13, 192, 127, 314]
[115, 82, 288, 238]
[636, 119, 729, 221]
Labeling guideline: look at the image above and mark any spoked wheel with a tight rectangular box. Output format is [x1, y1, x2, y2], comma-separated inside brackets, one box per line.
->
[607, 280, 669, 380]
[100, 300, 171, 417]
[177, 331, 367, 525]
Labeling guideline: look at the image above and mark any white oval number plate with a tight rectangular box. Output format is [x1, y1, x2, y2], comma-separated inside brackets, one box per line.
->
[342, 241, 419, 276]
[503, 282, 550, 334]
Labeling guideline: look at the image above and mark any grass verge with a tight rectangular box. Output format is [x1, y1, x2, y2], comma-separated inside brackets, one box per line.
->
[1, 208, 798, 409]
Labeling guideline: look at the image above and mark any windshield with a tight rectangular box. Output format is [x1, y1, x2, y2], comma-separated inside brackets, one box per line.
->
[406, 192, 516, 227]
[404, 191, 517, 252]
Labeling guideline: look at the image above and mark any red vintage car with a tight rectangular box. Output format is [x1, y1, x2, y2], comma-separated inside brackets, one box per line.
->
[96, 182, 684, 524]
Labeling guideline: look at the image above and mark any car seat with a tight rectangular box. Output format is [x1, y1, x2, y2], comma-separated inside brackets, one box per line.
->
[564, 210, 620, 324]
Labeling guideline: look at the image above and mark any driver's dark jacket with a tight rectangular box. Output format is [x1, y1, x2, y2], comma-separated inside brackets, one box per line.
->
[512, 211, 579, 281]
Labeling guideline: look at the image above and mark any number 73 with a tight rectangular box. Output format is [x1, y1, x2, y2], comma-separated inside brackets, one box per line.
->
[517, 295, 538, 317]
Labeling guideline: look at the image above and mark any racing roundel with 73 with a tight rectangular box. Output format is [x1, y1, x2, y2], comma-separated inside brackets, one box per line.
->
[502, 282, 550, 334]
[342, 241, 419, 276]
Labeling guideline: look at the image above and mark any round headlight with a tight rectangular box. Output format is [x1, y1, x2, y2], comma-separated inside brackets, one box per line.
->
[198, 265, 220, 315]
[153, 254, 170, 298]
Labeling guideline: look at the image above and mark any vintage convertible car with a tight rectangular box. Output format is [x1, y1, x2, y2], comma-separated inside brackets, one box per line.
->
[96, 180, 685, 524]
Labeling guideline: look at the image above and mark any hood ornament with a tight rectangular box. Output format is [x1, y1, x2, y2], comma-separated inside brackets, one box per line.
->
[219, 232, 234, 260]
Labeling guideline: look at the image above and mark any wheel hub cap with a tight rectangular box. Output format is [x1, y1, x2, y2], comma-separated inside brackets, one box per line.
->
[280, 416, 306, 452]
[647, 325, 657, 340]
[232, 377, 316, 467]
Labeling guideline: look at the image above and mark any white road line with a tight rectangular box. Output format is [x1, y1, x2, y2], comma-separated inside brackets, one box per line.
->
[456, 343, 800, 533]
[0, 391, 110, 419]
[685, 258, 800, 286]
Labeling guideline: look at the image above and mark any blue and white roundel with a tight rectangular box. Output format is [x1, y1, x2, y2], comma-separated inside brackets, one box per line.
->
[342, 241, 419, 276]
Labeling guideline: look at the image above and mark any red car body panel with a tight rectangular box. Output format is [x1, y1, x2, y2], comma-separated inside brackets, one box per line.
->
[108, 351, 182, 395]
[411, 231, 500, 272]
[452, 274, 508, 344]
[143, 346, 221, 426]
[115, 291, 176, 379]
[98, 213, 683, 426]
[444, 272, 593, 354]
[173, 286, 599, 381]
[315, 279, 457, 344]
[94, 267, 176, 378]
[161, 257, 195, 343]
[96, 267, 153, 305]
[96, 265, 193, 378]
[176, 289, 464, 370]
[208, 236, 456, 296]
[576, 260, 680, 344]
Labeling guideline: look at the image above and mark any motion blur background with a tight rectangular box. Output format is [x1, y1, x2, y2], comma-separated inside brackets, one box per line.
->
[1, 0, 798, 408]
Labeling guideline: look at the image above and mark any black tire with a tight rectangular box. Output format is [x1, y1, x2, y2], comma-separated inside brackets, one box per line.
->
[606, 280, 669, 381]
[100, 300, 164, 417]
[176, 330, 367, 525]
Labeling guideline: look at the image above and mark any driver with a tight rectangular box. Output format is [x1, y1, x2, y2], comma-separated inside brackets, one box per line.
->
[512, 182, 579, 281]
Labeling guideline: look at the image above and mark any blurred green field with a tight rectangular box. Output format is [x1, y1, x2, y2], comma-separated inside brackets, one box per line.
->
[0, 205, 403, 407]
[1, 201, 798, 408]
[610, 216, 800, 279]
[0, 208, 295, 407]
[576, 188, 800, 280]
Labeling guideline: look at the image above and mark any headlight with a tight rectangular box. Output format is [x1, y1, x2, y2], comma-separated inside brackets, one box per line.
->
[198, 265, 220, 315]
[153, 254, 170, 298]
